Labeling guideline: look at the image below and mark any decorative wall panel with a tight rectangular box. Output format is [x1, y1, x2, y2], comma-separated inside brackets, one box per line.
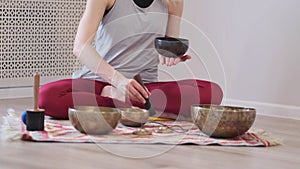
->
[0, 0, 85, 87]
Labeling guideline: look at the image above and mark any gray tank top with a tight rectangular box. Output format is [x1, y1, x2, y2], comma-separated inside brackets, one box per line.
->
[73, 0, 168, 83]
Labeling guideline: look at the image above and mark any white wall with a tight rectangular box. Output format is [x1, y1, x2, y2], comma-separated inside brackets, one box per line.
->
[168, 0, 300, 118]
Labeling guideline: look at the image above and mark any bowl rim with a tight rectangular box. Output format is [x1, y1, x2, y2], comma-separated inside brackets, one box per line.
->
[119, 107, 149, 113]
[69, 106, 119, 111]
[191, 104, 256, 112]
[155, 37, 189, 43]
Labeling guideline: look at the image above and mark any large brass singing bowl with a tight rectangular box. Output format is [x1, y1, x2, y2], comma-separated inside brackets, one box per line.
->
[68, 106, 121, 135]
[191, 104, 256, 138]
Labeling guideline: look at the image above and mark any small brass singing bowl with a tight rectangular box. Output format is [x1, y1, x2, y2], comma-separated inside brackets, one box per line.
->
[68, 106, 121, 135]
[120, 107, 149, 127]
[191, 104, 256, 138]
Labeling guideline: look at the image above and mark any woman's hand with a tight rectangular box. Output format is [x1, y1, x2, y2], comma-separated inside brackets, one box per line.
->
[101, 79, 150, 104]
[126, 79, 150, 104]
[107, 73, 151, 104]
[160, 55, 192, 66]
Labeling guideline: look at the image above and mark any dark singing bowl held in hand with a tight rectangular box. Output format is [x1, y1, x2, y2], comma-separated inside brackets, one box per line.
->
[154, 37, 189, 58]
[191, 104, 256, 138]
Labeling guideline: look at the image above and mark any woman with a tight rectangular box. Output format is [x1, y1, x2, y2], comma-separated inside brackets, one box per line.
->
[38, 0, 223, 119]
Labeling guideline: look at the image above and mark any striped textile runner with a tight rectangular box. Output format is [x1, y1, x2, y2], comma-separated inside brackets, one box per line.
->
[21, 118, 280, 147]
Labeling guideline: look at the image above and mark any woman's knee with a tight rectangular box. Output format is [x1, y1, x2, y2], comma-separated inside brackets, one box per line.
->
[38, 79, 73, 112]
[206, 81, 223, 104]
[179, 79, 223, 104]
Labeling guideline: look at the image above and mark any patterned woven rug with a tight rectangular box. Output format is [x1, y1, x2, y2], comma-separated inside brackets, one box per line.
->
[21, 118, 280, 147]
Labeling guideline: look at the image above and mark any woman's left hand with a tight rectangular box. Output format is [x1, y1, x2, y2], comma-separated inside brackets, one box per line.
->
[160, 55, 192, 66]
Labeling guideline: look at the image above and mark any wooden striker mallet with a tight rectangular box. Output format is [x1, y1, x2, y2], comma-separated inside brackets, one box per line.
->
[26, 73, 45, 131]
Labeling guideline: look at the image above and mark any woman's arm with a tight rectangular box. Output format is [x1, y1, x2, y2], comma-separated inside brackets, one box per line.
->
[73, 0, 148, 103]
[161, 0, 191, 66]
[73, 0, 109, 55]
[165, 0, 183, 37]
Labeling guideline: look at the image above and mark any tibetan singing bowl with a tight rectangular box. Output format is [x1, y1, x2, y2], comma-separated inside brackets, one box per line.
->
[154, 37, 189, 58]
[68, 106, 121, 135]
[191, 104, 256, 138]
[120, 107, 149, 127]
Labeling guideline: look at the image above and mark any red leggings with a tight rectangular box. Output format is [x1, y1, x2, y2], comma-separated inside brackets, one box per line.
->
[39, 78, 223, 119]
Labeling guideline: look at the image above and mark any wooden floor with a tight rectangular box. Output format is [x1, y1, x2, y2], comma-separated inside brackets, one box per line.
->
[0, 98, 299, 169]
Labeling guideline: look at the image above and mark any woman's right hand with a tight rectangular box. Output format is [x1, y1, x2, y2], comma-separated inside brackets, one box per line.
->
[125, 79, 150, 104]
[111, 73, 150, 104]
